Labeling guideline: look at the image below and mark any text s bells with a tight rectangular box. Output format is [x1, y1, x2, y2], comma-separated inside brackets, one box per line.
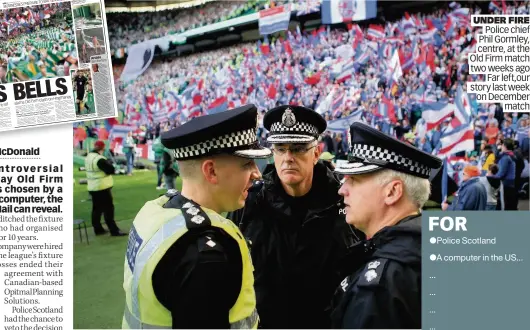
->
[0, 78, 68, 103]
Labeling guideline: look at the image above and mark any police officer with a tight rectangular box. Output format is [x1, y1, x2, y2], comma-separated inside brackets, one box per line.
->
[122, 104, 271, 329]
[331, 122, 442, 329]
[228, 105, 363, 329]
[85, 140, 125, 236]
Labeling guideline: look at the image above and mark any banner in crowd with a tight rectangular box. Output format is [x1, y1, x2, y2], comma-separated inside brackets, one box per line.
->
[0, 0, 118, 132]
[259, 4, 292, 35]
[119, 41, 156, 82]
[326, 111, 363, 132]
[321, 0, 377, 24]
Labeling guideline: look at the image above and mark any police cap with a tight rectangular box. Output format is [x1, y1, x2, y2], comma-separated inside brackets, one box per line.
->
[264, 105, 326, 144]
[161, 104, 271, 160]
[335, 122, 442, 178]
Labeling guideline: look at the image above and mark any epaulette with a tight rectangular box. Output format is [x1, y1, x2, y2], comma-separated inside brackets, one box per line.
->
[165, 189, 179, 198]
[357, 259, 389, 287]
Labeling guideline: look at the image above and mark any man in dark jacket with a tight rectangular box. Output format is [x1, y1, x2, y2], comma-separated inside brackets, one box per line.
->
[228, 105, 363, 329]
[479, 164, 503, 210]
[495, 139, 517, 210]
[331, 122, 442, 329]
[442, 165, 487, 211]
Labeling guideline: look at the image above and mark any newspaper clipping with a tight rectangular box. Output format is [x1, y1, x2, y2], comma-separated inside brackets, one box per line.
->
[0, 0, 118, 132]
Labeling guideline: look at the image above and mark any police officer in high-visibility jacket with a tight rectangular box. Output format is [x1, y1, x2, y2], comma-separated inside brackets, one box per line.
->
[85, 140, 126, 236]
[122, 104, 271, 329]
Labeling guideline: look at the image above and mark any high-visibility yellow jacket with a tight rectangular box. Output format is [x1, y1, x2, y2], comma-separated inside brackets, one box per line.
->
[85, 152, 113, 191]
[122, 195, 258, 329]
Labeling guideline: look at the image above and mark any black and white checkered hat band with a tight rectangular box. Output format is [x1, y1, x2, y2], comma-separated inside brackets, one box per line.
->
[269, 122, 319, 137]
[335, 162, 381, 175]
[267, 134, 315, 143]
[173, 128, 257, 159]
[351, 143, 431, 177]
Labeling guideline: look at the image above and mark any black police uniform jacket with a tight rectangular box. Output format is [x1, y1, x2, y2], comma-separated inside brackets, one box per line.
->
[330, 214, 421, 329]
[227, 161, 364, 329]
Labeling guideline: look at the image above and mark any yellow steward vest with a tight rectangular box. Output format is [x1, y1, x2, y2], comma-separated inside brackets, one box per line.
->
[85, 152, 113, 191]
[122, 195, 258, 329]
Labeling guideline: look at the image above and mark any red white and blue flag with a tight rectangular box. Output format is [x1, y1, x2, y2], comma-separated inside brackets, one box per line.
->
[259, 5, 291, 35]
[422, 102, 456, 130]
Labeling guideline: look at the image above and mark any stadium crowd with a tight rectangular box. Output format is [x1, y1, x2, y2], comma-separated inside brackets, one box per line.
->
[0, 3, 76, 83]
[106, 0, 294, 52]
[85, 0, 530, 210]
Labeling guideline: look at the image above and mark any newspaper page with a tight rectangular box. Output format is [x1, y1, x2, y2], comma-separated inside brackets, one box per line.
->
[0, 125, 73, 330]
[0, 0, 118, 132]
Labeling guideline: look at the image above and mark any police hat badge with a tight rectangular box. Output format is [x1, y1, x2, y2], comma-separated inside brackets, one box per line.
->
[282, 108, 296, 127]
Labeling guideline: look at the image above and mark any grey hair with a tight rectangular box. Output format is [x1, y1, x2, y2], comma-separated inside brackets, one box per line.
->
[177, 159, 204, 180]
[373, 169, 431, 209]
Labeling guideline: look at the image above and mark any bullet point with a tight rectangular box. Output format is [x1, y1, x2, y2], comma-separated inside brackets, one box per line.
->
[430, 254, 437, 261]
[430, 237, 437, 244]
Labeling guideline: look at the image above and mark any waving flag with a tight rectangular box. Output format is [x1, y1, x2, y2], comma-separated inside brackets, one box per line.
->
[489, 1, 501, 12]
[120, 42, 155, 82]
[296, 0, 321, 16]
[110, 125, 134, 140]
[208, 96, 228, 115]
[335, 58, 354, 83]
[453, 85, 472, 127]
[388, 50, 402, 85]
[438, 122, 474, 157]
[321, 0, 377, 24]
[259, 5, 291, 35]
[451, 7, 470, 22]
[327, 111, 363, 132]
[422, 102, 456, 130]
[367, 24, 385, 40]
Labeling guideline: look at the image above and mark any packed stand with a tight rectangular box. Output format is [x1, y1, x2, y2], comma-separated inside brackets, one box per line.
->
[101, 1, 529, 208]
[0, 3, 77, 83]
[107, 0, 267, 53]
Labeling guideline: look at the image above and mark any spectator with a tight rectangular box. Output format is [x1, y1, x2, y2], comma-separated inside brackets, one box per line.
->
[417, 136, 433, 153]
[474, 120, 485, 152]
[521, 127, 530, 155]
[513, 141, 526, 197]
[486, 112, 499, 128]
[485, 121, 499, 145]
[516, 116, 529, 147]
[123, 131, 136, 176]
[479, 164, 503, 211]
[333, 133, 348, 160]
[442, 165, 487, 211]
[494, 138, 517, 210]
[322, 131, 334, 153]
[479, 143, 495, 175]
[152, 133, 165, 189]
[501, 118, 514, 139]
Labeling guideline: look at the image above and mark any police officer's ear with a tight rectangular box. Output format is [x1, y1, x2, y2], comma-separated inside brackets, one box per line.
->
[201, 159, 220, 185]
[313, 141, 321, 165]
[383, 179, 404, 206]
